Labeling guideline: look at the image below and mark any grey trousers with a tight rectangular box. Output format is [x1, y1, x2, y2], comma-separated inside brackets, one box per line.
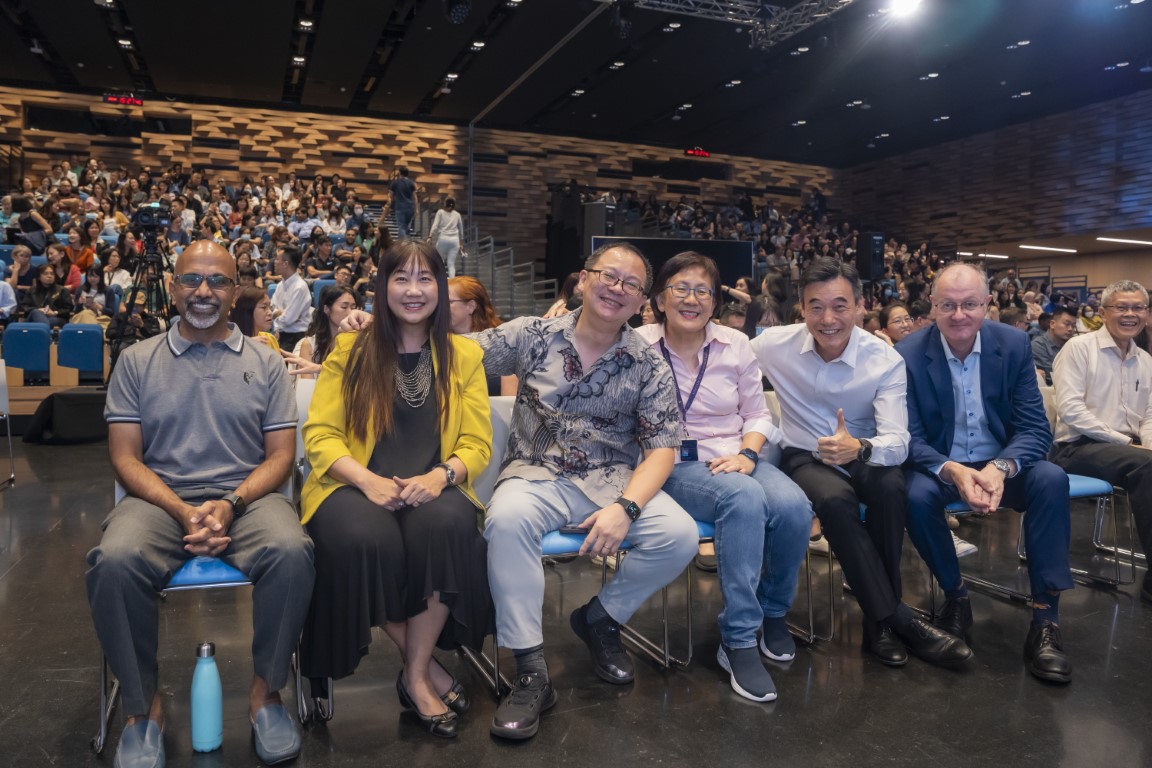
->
[85, 493, 315, 715]
[484, 477, 698, 650]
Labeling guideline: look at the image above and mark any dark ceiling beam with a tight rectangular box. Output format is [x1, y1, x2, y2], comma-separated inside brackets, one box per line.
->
[0, 0, 78, 88]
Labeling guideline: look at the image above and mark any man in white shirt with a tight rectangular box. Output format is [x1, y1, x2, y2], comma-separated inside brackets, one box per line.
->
[269, 245, 312, 351]
[1051, 279, 1152, 604]
[751, 257, 971, 668]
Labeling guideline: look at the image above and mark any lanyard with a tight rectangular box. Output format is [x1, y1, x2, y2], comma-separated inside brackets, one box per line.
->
[659, 338, 711, 421]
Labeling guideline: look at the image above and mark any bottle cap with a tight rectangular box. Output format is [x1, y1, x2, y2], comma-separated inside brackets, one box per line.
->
[196, 641, 216, 658]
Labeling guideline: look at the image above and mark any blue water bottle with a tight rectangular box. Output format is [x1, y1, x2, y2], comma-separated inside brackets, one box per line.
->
[190, 641, 223, 752]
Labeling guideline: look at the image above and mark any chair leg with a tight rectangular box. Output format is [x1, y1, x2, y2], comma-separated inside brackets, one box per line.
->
[458, 635, 510, 699]
[619, 565, 695, 668]
[0, 414, 14, 490]
[91, 655, 120, 755]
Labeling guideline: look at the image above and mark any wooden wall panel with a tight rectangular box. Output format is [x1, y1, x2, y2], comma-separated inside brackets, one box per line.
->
[1, 86, 831, 268]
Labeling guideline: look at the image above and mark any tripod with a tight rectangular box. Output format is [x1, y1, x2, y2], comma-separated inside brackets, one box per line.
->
[105, 230, 173, 385]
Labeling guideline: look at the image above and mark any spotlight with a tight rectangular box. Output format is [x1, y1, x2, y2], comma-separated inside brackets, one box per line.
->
[889, 0, 921, 17]
[443, 0, 471, 25]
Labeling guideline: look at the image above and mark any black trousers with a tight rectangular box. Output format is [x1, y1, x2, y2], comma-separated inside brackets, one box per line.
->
[1051, 438, 1152, 562]
[781, 448, 907, 624]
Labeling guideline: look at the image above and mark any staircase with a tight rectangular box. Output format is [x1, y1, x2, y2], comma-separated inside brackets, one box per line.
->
[459, 230, 556, 320]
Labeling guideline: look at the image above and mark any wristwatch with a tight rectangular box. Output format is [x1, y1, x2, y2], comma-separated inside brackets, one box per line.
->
[738, 448, 760, 466]
[616, 496, 642, 522]
[990, 458, 1013, 476]
[222, 492, 247, 518]
[436, 462, 457, 486]
[857, 438, 873, 464]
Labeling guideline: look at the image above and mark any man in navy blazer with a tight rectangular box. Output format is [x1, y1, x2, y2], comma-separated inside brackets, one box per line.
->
[896, 263, 1074, 684]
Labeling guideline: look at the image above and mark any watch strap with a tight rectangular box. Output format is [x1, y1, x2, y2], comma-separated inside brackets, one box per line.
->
[738, 448, 760, 466]
[616, 496, 642, 522]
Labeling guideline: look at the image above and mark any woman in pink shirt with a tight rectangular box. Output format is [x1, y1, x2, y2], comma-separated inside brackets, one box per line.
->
[634, 251, 810, 705]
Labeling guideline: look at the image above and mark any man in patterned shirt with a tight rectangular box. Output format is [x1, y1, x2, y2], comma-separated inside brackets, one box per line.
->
[473, 242, 698, 740]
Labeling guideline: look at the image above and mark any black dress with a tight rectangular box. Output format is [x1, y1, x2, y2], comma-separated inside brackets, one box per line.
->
[301, 351, 492, 689]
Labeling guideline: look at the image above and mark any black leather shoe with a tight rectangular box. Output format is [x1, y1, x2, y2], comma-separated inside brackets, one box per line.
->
[1024, 622, 1072, 684]
[570, 602, 635, 684]
[891, 616, 973, 666]
[934, 596, 974, 640]
[863, 623, 908, 667]
[490, 672, 557, 740]
[397, 665, 470, 716]
[396, 674, 459, 738]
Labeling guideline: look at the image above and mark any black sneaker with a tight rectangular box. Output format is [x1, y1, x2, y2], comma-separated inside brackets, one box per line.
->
[570, 602, 635, 684]
[490, 672, 557, 740]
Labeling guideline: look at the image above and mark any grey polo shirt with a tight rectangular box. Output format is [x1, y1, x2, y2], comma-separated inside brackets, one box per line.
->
[105, 319, 297, 495]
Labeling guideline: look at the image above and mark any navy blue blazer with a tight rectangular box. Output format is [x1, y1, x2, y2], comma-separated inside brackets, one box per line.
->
[895, 323, 1052, 475]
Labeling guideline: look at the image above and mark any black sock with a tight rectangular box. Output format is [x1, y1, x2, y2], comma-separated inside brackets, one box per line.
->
[945, 583, 970, 601]
[584, 595, 611, 624]
[512, 645, 549, 679]
[886, 603, 916, 627]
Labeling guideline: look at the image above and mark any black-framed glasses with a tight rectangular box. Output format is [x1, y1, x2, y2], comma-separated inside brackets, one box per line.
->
[173, 273, 236, 290]
[665, 284, 715, 301]
[587, 269, 645, 296]
[1103, 304, 1149, 314]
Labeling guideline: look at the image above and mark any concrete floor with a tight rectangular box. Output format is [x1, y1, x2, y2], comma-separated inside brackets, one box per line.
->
[1, 440, 1150, 767]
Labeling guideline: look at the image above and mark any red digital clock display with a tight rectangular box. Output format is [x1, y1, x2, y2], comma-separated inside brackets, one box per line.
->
[102, 94, 144, 107]
[684, 148, 711, 158]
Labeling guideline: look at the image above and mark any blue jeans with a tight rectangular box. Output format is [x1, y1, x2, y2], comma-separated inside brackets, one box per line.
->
[394, 205, 415, 237]
[662, 460, 812, 648]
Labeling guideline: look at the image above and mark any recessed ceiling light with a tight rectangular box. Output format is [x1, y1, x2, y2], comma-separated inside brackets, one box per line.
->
[927, 72, 939, 78]
[790, 50, 801, 56]
[613, 61, 625, 67]
[292, 56, 306, 65]
[1117, 61, 1130, 67]
[852, 100, 863, 105]
[940, 115, 949, 120]
[572, 89, 584, 96]
[446, 72, 459, 80]
[1017, 40, 1030, 46]
[1006, 44, 1018, 50]
[471, 40, 486, 50]
[668, 21, 681, 28]
[880, 132, 889, 137]
[1105, 65, 1117, 71]
[1019, 244, 1078, 253]
[1097, 237, 1152, 246]
[797, 46, 809, 52]
[730, 79, 741, 85]
[117, 38, 132, 48]
[298, 19, 314, 30]
[793, 120, 807, 126]
[980, 253, 1010, 259]
[957, 251, 973, 256]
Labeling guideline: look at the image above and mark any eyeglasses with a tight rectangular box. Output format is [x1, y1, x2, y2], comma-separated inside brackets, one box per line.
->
[1103, 304, 1149, 314]
[173, 273, 236, 290]
[888, 316, 914, 326]
[665, 284, 715, 301]
[587, 269, 645, 296]
[934, 300, 985, 314]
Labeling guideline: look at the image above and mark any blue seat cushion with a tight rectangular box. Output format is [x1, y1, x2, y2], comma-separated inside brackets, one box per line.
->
[167, 556, 249, 588]
[1068, 474, 1113, 498]
[695, 520, 715, 540]
[541, 530, 634, 557]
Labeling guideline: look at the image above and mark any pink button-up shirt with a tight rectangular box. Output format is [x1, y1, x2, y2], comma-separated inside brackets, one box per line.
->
[636, 323, 780, 462]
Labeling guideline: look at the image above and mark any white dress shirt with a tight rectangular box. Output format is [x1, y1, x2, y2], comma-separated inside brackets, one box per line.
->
[750, 323, 909, 466]
[271, 272, 313, 334]
[1052, 328, 1152, 446]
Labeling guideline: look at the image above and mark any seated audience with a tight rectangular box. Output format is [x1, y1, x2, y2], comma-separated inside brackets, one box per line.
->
[46, 241, 82, 292]
[87, 241, 313, 768]
[751, 257, 971, 669]
[294, 285, 360, 372]
[20, 264, 73, 328]
[446, 276, 516, 396]
[1051, 280, 1152, 605]
[6, 244, 35, 297]
[875, 302, 913, 345]
[635, 251, 810, 702]
[269, 245, 312, 351]
[1032, 306, 1078, 385]
[231, 285, 280, 351]
[470, 242, 697, 740]
[897, 263, 1073, 684]
[299, 241, 492, 740]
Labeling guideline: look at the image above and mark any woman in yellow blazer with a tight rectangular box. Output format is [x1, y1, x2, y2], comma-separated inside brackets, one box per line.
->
[300, 240, 492, 739]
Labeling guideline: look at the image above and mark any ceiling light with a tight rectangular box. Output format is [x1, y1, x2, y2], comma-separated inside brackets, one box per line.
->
[1097, 237, 1152, 246]
[298, 19, 314, 30]
[940, 115, 949, 120]
[957, 252, 973, 256]
[1105, 65, 1117, 71]
[613, 61, 625, 67]
[117, 38, 132, 49]
[730, 79, 741, 85]
[292, 56, 306, 66]
[667, 21, 681, 28]
[94, 0, 115, 7]
[1019, 245, 1078, 253]
[1117, 61, 1130, 67]
[1017, 39, 1030, 45]
[471, 41, 486, 50]
[573, 89, 585, 95]
[1006, 44, 1018, 50]
[980, 253, 1010, 259]
[443, 0, 471, 24]
[797, 46, 809, 52]
[792, 120, 807, 126]
[889, 0, 921, 17]
[880, 132, 890, 137]
[927, 72, 939, 78]
[446, 72, 459, 80]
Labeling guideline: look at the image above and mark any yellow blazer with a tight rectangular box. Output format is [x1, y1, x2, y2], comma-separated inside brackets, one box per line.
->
[300, 332, 492, 524]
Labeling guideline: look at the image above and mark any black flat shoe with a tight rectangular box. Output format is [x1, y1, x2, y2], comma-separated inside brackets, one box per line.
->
[396, 673, 459, 738]
[398, 666, 470, 715]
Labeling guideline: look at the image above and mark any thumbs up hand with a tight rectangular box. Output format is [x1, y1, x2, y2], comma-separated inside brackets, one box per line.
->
[816, 408, 863, 466]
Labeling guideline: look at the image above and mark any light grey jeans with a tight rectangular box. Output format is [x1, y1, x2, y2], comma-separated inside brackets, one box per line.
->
[484, 477, 698, 650]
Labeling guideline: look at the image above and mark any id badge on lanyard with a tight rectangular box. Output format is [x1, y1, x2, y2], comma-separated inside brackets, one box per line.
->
[660, 339, 709, 463]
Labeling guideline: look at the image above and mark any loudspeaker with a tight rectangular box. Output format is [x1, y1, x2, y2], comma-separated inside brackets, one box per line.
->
[856, 232, 884, 282]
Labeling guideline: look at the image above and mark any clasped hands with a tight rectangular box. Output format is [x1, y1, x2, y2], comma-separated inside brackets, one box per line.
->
[361, 470, 448, 512]
[181, 500, 235, 557]
[941, 461, 1006, 515]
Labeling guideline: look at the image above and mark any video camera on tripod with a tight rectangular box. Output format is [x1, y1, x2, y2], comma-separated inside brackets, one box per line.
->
[124, 200, 172, 272]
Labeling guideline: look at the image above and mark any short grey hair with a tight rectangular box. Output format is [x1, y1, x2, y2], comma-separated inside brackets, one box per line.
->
[931, 262, 989, 298]
[1101, 280, 1148, 308]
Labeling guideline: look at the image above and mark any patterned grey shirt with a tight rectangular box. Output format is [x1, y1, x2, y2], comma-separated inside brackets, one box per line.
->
[470, 309, 681, 507]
